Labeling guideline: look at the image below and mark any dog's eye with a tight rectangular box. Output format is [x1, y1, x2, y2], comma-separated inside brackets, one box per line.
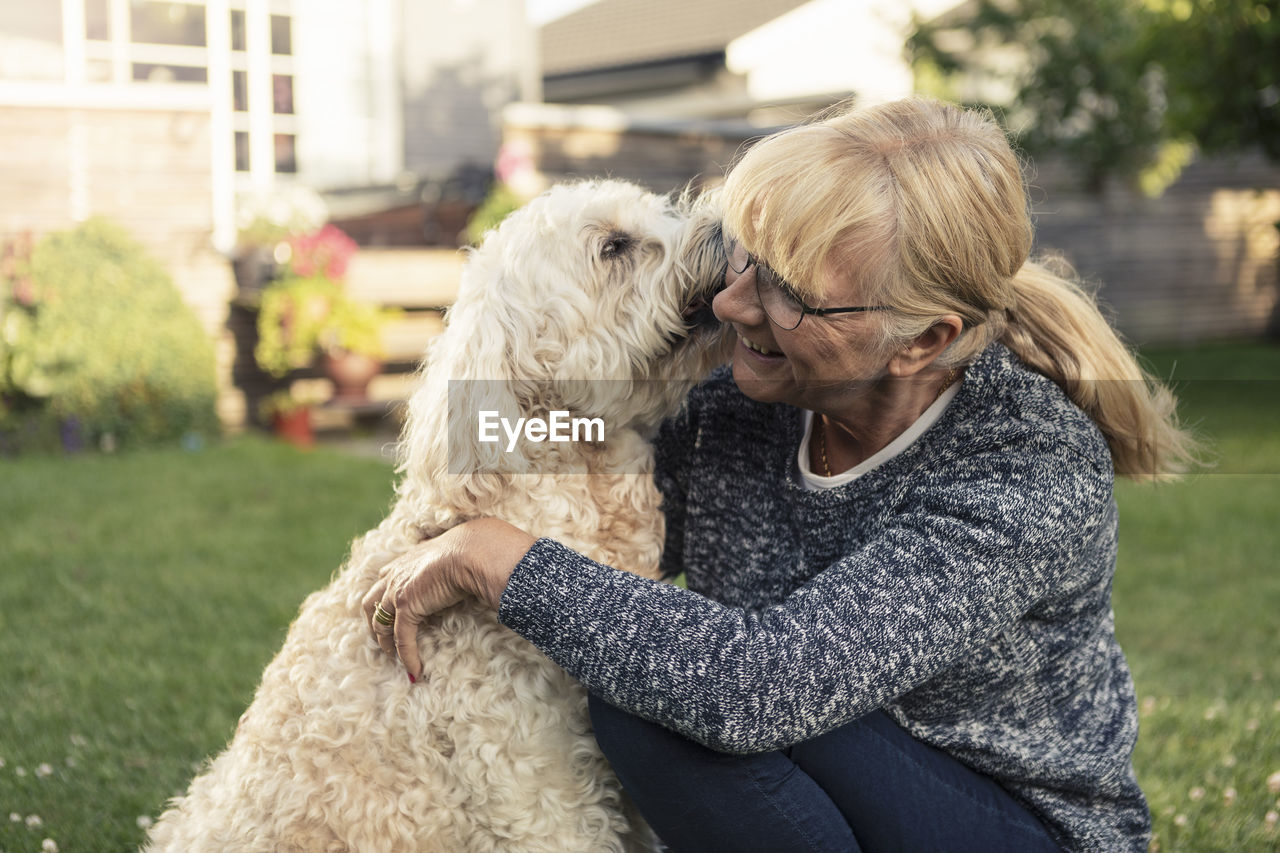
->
[600, 232, 634, 260]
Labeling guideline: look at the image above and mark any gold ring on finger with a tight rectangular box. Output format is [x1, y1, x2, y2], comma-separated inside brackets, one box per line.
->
[373, 603, 395, 626]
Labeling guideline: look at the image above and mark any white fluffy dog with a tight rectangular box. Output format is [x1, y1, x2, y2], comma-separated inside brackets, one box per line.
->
[144, 179, 729, 852]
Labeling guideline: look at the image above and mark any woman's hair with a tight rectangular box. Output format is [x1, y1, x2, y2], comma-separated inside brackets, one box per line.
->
[721, 96, 1201, 479]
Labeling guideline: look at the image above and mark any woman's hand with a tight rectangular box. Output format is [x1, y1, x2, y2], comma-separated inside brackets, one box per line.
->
[362, 517, 537, 681]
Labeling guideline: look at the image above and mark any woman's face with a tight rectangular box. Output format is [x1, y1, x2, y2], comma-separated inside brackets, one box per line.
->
[712, 241, 888, 412]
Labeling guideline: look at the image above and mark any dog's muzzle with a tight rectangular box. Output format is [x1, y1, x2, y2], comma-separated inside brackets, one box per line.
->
[680, 279, 725, 330]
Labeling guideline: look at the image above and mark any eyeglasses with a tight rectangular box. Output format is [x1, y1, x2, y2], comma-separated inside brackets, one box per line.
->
[723, 235, 890, 331]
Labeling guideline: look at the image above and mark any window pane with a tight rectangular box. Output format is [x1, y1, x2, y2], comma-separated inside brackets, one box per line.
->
[272, 74, 293, 115]
[0, 5, 64, 81]
[131, 1, 206, 47]
[85, 0, 110, 40]
[132, 63, 208, 83]
[232, 70, 248, 111]
[230, 9, 245, 51]
[235, 131, 250, 172]
[274, 133, 297, 174]
[270, 14, 291, 55]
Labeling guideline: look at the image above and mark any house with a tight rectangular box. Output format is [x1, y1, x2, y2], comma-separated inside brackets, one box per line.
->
[0, 0, 536, 426]
[0, 0, 535, 251]
[513, 0, 965, 194]
[540, 0, 959, 122]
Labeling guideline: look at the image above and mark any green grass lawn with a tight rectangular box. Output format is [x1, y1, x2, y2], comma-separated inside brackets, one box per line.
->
[1115, 340, 1280, 852]
[1, 341, 1277, 852]
[0, 440, 398, 852]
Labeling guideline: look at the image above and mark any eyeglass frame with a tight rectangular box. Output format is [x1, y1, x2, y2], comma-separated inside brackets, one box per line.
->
[722, 236, 891, 330]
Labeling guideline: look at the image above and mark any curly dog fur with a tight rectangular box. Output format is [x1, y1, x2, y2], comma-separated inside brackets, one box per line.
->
[144, 180, 730, 852]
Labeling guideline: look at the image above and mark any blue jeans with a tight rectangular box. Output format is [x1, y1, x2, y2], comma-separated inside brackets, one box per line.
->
[589, 696, 1063, 853]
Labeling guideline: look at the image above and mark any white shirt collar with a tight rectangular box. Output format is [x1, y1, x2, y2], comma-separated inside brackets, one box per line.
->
[797, 379, 962, 490]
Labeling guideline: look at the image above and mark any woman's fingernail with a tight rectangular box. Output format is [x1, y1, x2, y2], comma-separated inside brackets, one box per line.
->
[407, 672, 416, 684]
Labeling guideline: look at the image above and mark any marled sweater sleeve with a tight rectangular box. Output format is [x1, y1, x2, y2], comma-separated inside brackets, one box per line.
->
[497, 440, 1112, 755]
[651, 401, 695, 580]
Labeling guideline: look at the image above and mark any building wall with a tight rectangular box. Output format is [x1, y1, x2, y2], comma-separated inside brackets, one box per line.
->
[0, 97, 240, 424]
[400, 0, 537, 179]
[0, 101, 230, 326]
[726, 0, 958, 108]
[293, 0, 402, 189]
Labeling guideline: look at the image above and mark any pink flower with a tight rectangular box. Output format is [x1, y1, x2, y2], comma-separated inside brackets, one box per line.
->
[287, 224, 357, 280]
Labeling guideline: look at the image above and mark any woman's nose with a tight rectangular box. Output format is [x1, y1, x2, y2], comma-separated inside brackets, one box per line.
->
[713, 263, 765, 326]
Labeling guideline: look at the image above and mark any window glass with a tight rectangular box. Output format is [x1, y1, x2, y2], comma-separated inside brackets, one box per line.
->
[235, 131, 250, 172]
[0, 5, 64, 81]
[86, 59, 113, 82]
[272, 74, 293, 114]
[232, 70, 248, 111]
[230, 9, 245, 51]
[130, 1, 206, 47]
[274, 134, 297, 174]
[270, 14, 291, 55]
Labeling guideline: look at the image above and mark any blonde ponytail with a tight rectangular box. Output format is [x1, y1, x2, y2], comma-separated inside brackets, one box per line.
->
[999, 260, 1202, 479]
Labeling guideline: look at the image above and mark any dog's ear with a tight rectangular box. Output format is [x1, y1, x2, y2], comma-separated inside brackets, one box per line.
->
[397, 252, 543, 516]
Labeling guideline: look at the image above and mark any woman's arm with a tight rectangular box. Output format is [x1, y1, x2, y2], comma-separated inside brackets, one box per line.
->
[496, 441, 1114, 754]
[370, 440, 1111, 751]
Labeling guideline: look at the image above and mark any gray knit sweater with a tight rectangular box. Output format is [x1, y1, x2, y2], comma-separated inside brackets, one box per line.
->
[498, 342, 1151, 853]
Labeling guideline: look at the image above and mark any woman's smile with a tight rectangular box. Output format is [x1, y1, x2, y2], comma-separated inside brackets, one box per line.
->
[739, 333, 784, 358]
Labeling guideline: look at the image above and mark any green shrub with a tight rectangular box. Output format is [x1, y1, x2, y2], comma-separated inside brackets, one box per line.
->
[0, 219, 219, 451]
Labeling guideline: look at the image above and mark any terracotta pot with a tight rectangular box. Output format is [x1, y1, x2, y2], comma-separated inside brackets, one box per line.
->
[324, 350, 382, 404]
[272, 407, 314, 449]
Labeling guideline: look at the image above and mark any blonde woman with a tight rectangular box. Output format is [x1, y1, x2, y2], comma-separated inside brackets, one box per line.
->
[366, 98, 1196, 852]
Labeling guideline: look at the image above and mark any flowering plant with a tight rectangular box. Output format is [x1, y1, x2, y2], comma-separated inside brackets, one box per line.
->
[286, 224, 358, 280]
[253, 225, 398, 378]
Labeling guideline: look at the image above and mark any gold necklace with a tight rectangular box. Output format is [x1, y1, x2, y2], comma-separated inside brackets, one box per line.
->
[815, 367, 959, 477]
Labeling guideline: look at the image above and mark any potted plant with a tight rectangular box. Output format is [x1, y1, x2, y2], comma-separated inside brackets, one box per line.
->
[254, 274, 341, 377]
[258, 389, 316, 448]
[316, 296, 396, 403]
[253, 224, 398, 404]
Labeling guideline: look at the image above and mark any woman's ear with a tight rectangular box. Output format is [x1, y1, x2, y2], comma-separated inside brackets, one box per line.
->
[887, 315, 963, 377]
